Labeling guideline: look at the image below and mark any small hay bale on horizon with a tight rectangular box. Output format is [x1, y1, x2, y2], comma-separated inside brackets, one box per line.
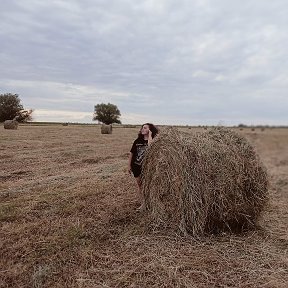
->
[142, 127, 269, 236]
[4, 119, 19, 130]
[101, 124, 112, 134]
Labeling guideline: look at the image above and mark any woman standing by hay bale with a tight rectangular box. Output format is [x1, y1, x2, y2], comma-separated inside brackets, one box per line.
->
[128, 123, 159, 210]
[101, 124, 112, 134]
[141, 127, 268, 236]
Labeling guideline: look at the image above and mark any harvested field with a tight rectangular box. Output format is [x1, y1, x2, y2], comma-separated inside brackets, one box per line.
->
[0, 124, 287, 287]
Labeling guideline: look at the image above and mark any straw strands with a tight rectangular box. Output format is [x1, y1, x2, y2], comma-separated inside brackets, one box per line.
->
[142, 127, 269, 236]
[1, 125, 287, 287]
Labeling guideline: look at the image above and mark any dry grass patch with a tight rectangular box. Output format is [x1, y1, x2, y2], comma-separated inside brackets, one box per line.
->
[0, 125, 287, 287]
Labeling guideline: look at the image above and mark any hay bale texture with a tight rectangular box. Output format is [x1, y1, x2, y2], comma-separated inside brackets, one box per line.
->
[4, 119, 18, 130]
[101, 124, 112, 134]
[142, 127, 268, 236]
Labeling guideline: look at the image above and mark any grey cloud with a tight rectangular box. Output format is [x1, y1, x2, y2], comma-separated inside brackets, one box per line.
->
[1, 0, 288, 124]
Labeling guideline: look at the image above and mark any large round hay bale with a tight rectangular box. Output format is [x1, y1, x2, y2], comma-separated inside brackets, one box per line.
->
[101, 124, 112, 134]
[142, 127, 268, 236]
[4, 120, 18, 130]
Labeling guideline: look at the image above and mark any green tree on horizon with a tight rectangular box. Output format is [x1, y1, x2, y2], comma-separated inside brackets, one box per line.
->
[93, 103, 121, 125]
[0, 93, 33, 122]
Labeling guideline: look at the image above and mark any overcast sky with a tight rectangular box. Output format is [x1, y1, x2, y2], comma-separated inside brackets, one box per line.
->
[1, 0, 287, 125]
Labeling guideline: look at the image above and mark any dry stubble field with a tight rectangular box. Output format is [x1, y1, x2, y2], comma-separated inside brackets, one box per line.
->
[0, 124, 287, 288]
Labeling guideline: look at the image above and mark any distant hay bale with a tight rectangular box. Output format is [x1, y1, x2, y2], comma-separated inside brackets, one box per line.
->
[142, 127, 268, 236]
[4, 119, 18, 130]
[101, 124, 112, 134]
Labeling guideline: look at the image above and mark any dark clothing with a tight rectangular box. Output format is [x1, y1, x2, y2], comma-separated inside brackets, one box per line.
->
[131, 162, 142, 177]
[130, 138, 148, 177]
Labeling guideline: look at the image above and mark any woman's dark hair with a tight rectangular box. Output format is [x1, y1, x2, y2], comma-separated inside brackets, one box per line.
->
[138, 123, 159, 139]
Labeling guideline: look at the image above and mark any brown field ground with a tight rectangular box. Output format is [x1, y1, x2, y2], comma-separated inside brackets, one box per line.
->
[0, 124, 287, 288]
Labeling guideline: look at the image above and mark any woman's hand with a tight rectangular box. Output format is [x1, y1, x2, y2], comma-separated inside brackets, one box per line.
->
[148, 129, 153, 145]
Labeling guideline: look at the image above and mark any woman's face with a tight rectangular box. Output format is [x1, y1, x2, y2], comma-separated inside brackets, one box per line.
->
[141, 124, 150, 135]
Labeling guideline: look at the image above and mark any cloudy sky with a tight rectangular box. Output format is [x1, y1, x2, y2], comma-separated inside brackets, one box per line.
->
[1, 0, 287, 125]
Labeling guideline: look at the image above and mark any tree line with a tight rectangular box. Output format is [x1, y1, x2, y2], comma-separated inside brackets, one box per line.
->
[0, 93, 121, 125]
